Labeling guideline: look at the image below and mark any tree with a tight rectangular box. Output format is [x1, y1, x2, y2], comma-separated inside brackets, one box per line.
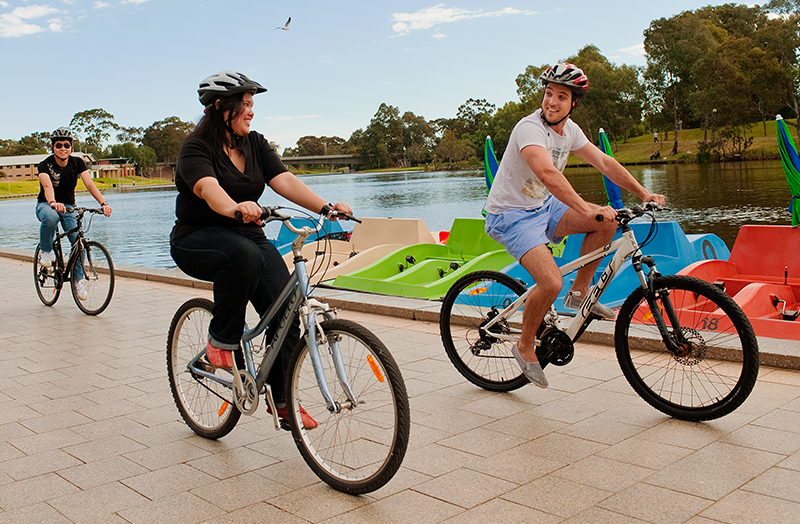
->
[142, 116, 194, 165]
[108, 142, 157, 173]
[70, 109, 119, 150]
[515, 65, 547, 112]
[117, 126, 144, 145]
[434, 130, 473, 164]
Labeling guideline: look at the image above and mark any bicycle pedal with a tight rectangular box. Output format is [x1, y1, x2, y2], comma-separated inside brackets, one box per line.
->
[279, 419, 292, 431]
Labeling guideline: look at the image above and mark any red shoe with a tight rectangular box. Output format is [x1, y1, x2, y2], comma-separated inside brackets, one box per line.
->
[268, 404, 318, 430]
[206, 342, 234, 369]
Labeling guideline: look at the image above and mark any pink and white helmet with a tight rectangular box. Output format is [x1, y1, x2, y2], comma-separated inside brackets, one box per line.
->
[539, 63, 589, 96]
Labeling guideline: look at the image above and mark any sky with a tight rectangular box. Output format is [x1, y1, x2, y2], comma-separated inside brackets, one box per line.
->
[1, 0, 734, 153]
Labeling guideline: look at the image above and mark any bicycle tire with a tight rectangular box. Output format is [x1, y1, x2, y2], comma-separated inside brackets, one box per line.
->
[72, 241, 115, 315]
[440, 270, 528, 392]
[167, 298, 241, 439]
[286, 318, 410, 494]
[615, 274, 759, 421]
[33, 243, 62, 306]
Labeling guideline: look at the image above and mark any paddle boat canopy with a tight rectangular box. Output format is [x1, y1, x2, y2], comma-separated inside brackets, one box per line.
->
[679, 225, 800, 340]
[329, 218, 515, 300]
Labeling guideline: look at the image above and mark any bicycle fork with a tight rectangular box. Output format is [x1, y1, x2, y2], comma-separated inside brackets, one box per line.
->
[303, 305, 358, 413]
[634, 256, 685, 354]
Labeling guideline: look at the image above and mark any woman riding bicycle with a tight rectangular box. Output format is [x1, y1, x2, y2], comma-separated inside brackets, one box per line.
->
[36, 127, 112, 301]
[169, 70, 351, 429]
[483, 63, 665, 388]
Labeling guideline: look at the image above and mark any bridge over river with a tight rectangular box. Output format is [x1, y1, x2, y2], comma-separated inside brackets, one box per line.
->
[280, 154, 366, 168]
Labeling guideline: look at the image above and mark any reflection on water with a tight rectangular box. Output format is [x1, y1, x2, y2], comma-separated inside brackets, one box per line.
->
[0, 161, 793, 269]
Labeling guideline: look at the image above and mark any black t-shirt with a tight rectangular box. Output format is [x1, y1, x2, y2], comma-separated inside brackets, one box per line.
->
[171, 131, 288, 241]
[37, 155, 88, 205]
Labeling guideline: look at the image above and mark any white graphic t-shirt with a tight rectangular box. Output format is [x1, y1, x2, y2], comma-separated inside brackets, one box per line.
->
[484, 109, 588, 213]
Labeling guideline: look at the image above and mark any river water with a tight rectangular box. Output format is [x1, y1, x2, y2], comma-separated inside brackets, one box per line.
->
[0, 160, 793, 269]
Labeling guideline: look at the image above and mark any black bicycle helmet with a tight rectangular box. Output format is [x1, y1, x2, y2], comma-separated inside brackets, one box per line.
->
[198, 70, 267, 106]
[539, 63, 589, 96]
[51, 127, 73, 143]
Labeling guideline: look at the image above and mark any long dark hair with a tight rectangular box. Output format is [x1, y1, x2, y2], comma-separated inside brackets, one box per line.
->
[191, 92, 248, 153]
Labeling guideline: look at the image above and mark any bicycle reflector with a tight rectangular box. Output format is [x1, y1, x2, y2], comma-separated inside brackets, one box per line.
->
[367, 355, 384, 382]
[469, 287, 488, 295]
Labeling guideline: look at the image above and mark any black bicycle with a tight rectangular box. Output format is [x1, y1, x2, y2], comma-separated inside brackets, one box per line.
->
[33, 206, 115, 315]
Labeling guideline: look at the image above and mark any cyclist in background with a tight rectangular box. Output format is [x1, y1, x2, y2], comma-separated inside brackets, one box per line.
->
[36, 127, 112, 300]
[169, 70, 351, 430]
[483, 63, 665, 388]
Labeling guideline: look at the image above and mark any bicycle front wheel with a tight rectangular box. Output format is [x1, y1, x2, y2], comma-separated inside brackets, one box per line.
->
[287, 319, 410, 495]
[33, 243, 61, 306]
[167, 298, 241, 439]
[440, 270, 528, 392]
[72, 241, 115, 315]
[615, 275, 759, 421]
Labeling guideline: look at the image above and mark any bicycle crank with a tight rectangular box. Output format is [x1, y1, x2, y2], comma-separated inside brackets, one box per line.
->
[536, 327, 574, 368]
[233, 370, 259, 415]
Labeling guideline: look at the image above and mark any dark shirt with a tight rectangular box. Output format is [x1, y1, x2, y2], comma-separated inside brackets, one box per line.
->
[171, 131, 287, 241]
[37, 155, 88, 205]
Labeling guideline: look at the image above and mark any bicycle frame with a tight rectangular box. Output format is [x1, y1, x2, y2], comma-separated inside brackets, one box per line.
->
[186, 212, 359, 422]
[51, 209, 91, 281]
[481, 223, 644, 342]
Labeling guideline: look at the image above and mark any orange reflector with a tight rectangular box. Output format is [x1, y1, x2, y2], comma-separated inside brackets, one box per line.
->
[468, 287, 487, 296]
[219, 401, 229, 417]
[367, 355, 384, 382]
[642, 303, 663, 323]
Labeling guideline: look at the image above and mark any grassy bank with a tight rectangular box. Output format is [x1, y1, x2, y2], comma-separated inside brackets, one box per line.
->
[570, 118, 799, 166]
[0, 176, 174, 198]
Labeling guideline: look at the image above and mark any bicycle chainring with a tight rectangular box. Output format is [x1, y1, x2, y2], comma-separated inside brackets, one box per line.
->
[233, 370, 259, 415]
[537, 327, 574, 367]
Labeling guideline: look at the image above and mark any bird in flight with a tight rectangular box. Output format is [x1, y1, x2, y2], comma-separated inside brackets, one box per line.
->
[276, 17, 291, 30]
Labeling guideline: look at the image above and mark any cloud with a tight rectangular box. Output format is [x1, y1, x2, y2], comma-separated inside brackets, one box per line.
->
[264, 115, 321, 121]
[121, 0, 150, 4]
[618, 43, 645, 57]
[94, 1, 111, 8]
[391, 4, 535, 35]
[0, 4, 63, 38]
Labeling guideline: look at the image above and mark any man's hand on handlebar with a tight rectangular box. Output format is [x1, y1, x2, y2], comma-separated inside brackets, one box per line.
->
[643, 192, 666, 208]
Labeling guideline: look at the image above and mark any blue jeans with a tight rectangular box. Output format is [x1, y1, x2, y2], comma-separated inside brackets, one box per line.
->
[36, 202, 84, 281]
[170, 226, 300, 403]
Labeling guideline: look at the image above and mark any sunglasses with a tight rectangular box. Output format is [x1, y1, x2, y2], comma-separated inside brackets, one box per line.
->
[54, 142, 72, 149]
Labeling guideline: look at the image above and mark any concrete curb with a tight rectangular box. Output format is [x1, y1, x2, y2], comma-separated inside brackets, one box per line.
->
[4, 246, 798, 370]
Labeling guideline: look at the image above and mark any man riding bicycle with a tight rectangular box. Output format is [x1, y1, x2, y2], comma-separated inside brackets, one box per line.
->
[36, 127, 112, 300]
[483, 63, 665, 388]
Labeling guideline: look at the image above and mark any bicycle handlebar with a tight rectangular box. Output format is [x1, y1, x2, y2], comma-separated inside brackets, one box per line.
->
[64, 206, 105, 216]
[594, 202, 666, 224]
[234, 206, 361, 235]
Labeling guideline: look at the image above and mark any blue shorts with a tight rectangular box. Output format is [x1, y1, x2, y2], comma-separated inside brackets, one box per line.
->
[485, 196, 569, 261]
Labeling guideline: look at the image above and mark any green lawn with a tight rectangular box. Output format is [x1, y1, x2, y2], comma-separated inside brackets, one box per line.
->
[0, 176, 174, 198]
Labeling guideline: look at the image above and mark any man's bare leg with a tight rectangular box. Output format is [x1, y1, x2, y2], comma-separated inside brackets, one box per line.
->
[516, 244, 563, 363]
[554, 209, 617, 298]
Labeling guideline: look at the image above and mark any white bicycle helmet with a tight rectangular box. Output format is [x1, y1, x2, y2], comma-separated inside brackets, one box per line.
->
[539, 63, 589, 96]
[198, 70, 267, 106]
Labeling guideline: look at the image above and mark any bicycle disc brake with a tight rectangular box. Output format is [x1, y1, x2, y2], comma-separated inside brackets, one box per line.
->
[536, 327, 574, 367]
[670, 327, 706, 365]
[233, 370, 259, 415]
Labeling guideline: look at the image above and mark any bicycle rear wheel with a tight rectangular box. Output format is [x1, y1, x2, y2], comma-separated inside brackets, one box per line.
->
[440, 270, 528, 392]
[615, 275, 759, 421]
[167, 298, 241, 439]
[287, 319, 410, 495]
[33, 243, 62, 306]
[72, 241, 115, 315]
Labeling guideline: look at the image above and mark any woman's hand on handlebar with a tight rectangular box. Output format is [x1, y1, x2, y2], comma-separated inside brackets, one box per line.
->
[322, 201, 353, 221]
[234, 201, 264, 225]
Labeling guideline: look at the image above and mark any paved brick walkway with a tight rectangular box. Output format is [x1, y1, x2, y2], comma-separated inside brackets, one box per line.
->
[2, 254, 800, 523]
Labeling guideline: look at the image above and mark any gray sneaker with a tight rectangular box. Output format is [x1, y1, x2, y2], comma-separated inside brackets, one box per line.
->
[39, 251, 52, 268]
[511, 343, 548, 388]
[564, 291, 615, 319]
